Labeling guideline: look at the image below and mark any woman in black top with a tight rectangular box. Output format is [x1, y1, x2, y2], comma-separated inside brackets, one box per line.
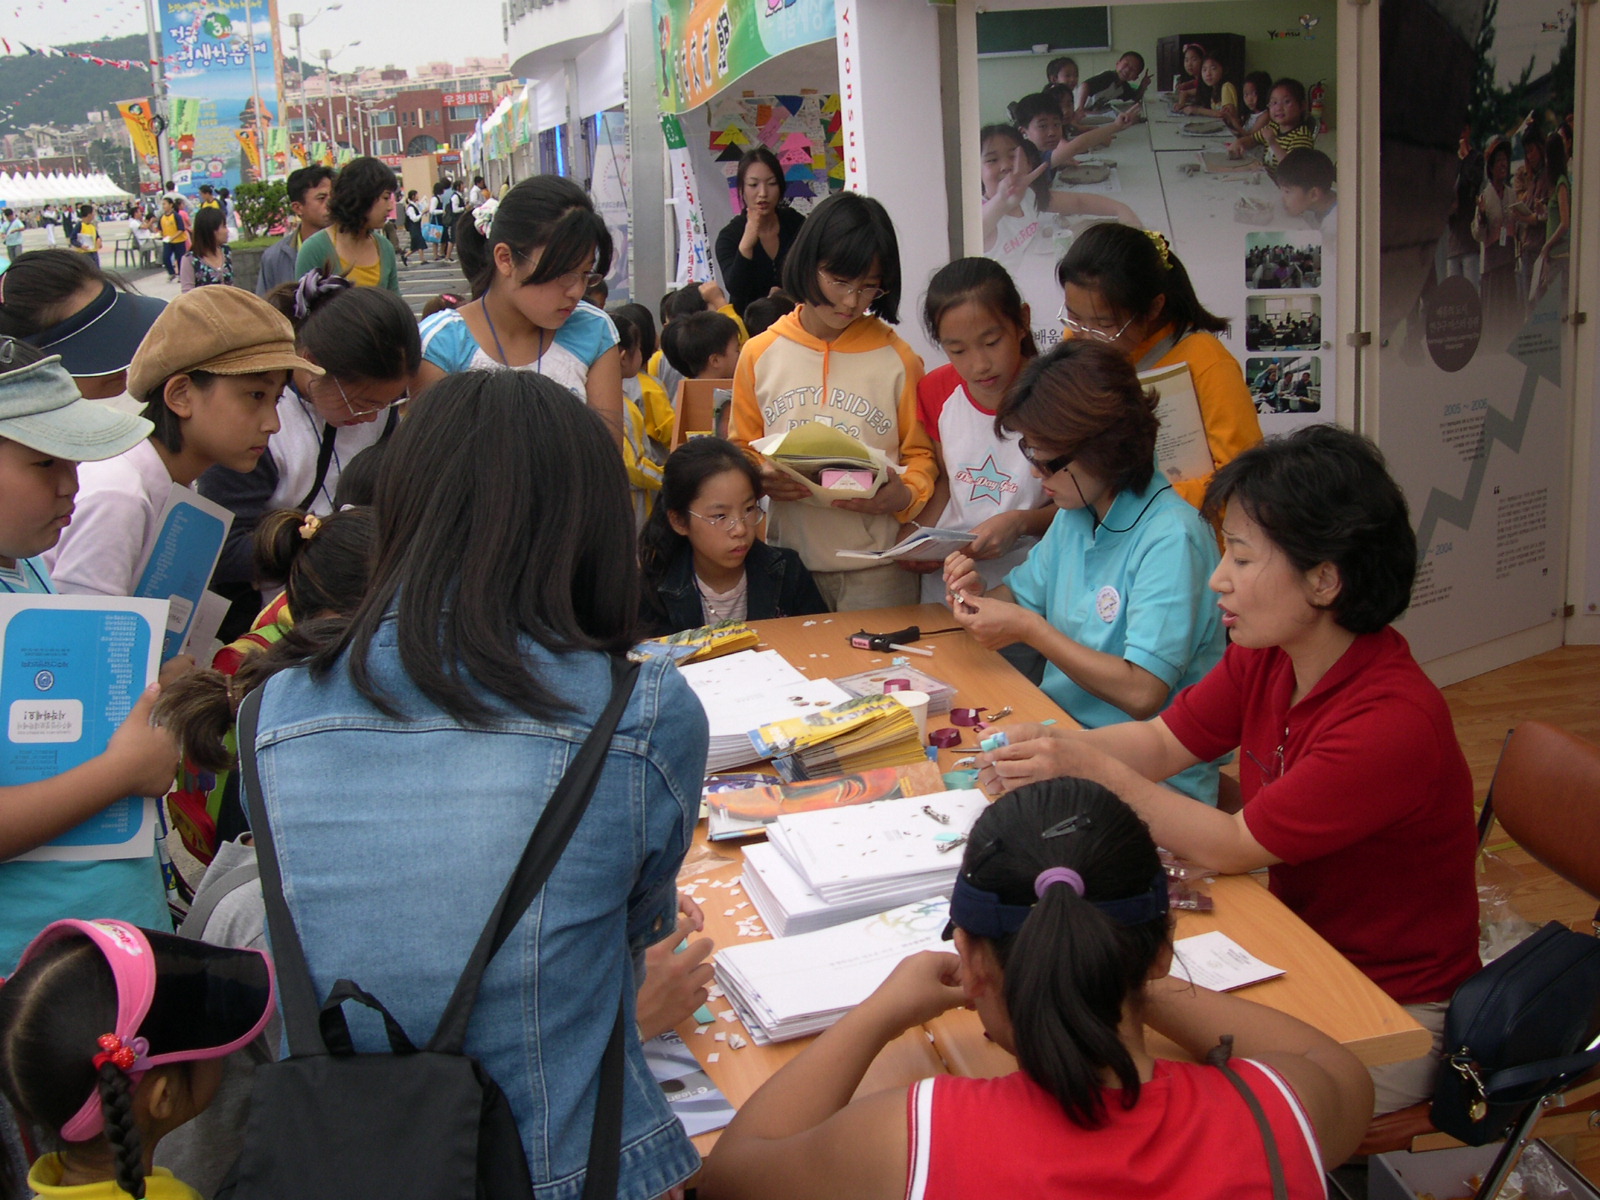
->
[714, 147, 806, 318]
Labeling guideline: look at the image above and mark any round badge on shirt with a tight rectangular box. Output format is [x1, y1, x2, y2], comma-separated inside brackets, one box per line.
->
[1096, 585, 1121, 622]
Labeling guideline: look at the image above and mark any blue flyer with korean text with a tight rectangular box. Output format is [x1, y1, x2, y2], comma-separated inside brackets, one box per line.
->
[0, 595, 169, 862]
[132, 483, 233, 662]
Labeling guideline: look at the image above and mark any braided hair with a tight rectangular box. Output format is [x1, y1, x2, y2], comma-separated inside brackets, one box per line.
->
[0, 938, 148, 1197]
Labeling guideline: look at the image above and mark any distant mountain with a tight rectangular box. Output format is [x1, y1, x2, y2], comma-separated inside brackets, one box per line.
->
[0, 36, 153, 132]
[0, 34, 308, 134]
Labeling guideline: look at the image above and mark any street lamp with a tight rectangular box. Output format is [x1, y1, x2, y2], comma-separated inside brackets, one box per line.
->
[286, 6, 340, 141]
[318, 42, 359, 154]
[235, 0, 268, 180]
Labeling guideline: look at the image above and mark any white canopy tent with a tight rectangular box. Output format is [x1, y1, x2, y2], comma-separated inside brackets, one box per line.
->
[0, 170, 135, 206]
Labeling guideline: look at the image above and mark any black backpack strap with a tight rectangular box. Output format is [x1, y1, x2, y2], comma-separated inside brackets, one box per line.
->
[1484, 1047, 1600, 1099]
[428, 656, 640, 1052]
[236, 687, 328, 1055]
[582, 999, 628, 1200]
[1206, 1036, 1288, 1200]
[297, 422, 340, 511]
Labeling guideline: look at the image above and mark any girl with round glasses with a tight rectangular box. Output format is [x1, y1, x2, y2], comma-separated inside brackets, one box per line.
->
[639, 436, 825, 634]
[1057, 223, 1260, 516]
[198, 270, 417, 639]
[416, 176, 625, 447]
[943, 339, 1225, 803]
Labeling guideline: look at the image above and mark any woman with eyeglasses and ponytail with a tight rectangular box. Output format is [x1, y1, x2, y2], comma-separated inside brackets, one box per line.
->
[699, 779, 1373, 1200]
[1057, 223, 1261, 517]
[413, 175, 626, 449]
[197, 269, 417, 641]
[944, 339, 1224, 803]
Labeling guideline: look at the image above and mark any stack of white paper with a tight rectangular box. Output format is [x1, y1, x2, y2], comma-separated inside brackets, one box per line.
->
[742, 791, 988, 935]
[1168, 931, 1285, 991]
[676, 650, 851, 772]
[713, 897, 950, 1043]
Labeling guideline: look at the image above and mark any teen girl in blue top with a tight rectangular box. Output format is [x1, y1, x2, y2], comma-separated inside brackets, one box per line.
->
[944, 339, 1224, 802]
[415, 176, 625, 448]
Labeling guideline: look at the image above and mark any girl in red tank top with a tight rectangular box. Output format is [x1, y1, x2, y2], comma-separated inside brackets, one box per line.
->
[700, 779, 1374, 1200]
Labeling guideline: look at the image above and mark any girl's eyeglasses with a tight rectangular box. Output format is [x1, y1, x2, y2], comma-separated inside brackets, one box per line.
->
[818, 271, 886, 303]
[688, 505, 761, 532]
[1057, 305, 1138, 343]
[332, 376, 404, 420]
[514, 250, 604, 291]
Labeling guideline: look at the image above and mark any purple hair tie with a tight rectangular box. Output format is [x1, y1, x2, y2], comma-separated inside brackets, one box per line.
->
[291, 268, 350, 322]
[1034, 867, 1085, 899]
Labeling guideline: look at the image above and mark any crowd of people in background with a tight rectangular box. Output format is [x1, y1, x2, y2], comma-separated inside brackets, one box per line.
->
[0, 115, 1508, 1198]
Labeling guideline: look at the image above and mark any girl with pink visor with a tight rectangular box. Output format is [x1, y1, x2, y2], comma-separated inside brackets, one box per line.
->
[0, 919, 275, 1199]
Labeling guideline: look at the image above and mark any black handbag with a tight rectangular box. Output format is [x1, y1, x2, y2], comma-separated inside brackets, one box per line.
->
[1431, 920, 1600, 1145]
[220, 658, 639, 1200]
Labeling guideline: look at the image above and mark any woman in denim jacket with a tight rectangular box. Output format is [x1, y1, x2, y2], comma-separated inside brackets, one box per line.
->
[245, 370, 707, 1200]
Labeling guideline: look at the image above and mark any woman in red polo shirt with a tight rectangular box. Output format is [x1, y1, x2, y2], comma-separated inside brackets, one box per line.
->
[977, 424, 1482, 1115]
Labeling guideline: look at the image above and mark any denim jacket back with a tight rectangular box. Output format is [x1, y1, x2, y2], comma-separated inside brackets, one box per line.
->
[248, 625, 707, 1200]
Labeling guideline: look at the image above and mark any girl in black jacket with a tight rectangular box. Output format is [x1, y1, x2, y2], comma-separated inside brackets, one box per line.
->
[640, 437, 827, 633]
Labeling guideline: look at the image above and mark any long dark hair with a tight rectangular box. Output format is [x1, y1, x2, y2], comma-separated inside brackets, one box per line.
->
[154, 507, 375, 773]
[455, 175, 612, 305]
[997, 339, 1158, 496]
[733, 146, 787, 212]
[267, 271, 421, 381]
[923, 256, 1040, 358]
[190, 206, 226, 257]
[1058, 222, 1229, 340]
[307, 370, 638, 724]
[1241, 70, 1273, 114]
[0, 938, 148, 1198]
[958, 779, 1168, 1128]
[639, 436, 762, 590]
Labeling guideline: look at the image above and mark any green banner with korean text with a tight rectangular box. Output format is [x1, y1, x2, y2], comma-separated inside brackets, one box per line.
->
[652, 0, 835, 114]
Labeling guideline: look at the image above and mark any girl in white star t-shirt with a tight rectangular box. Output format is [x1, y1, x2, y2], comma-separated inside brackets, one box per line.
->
[908, 259, 1051, 602]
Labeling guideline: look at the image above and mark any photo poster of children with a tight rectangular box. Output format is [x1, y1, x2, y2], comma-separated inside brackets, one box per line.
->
[1377, 0, 1576, 662]
[971, 0, 1337, 431]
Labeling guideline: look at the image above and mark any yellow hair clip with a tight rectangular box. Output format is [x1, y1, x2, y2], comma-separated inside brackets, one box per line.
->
[1144, 229, 1173, 270]
[298, 513, 323, 540]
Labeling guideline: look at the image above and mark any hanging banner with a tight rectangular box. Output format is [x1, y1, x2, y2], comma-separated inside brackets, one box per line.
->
[591, 110, 632, 303]
[1381, 0, 1575, 662]
[663, 112, 713, 285]
[159, 0, 282, 191]
[115, 100, 160, 159]
[652, 0, 835, 114]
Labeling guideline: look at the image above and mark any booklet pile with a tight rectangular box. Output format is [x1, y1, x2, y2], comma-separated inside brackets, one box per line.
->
[713, 897, 951, 1043]
[741, 790, 988, 936]
[748, 693, 927, 782]
[704, 760, 946, 841]
[676, 649, 851, 772]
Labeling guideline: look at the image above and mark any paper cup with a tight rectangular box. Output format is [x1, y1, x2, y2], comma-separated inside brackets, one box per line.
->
[890, 690, 931, 742]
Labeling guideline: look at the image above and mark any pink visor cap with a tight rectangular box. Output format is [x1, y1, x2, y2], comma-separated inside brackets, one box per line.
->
[13, 919, 276, 1142]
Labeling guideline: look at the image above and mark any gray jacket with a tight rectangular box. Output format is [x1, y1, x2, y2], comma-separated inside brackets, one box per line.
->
[255, 231, 300, 297]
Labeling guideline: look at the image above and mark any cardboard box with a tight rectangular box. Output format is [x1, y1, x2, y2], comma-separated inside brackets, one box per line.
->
[1370, 1139, 1600, 1200]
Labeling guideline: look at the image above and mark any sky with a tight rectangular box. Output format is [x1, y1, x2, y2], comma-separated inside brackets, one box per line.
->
[4, 0, 508, 76]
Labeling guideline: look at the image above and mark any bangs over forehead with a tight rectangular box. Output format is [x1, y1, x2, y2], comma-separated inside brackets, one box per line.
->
[516, 206, 613, 288]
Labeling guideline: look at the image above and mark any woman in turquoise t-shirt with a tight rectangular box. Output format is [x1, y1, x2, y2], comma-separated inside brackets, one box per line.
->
[944, 339, 1224, 802]
[0, 345, 180, 967]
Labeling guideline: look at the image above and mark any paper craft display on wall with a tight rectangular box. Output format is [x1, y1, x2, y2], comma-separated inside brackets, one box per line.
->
[708, 91, 841, 212]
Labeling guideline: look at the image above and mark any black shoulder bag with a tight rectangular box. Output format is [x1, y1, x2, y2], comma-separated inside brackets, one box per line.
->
[220, 658, 639, 1200]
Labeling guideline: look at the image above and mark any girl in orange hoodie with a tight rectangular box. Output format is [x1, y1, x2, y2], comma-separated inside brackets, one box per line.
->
[728, 192, 938, 612]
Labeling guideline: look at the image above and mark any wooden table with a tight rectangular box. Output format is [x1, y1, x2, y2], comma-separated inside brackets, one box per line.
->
[673, 605, 1428, 1153]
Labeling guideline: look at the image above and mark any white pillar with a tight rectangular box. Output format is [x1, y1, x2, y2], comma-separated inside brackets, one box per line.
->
[834, 0, 950, 361]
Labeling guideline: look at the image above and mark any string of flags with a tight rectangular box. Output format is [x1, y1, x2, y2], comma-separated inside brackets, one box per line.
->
[1, 39, 163, 69]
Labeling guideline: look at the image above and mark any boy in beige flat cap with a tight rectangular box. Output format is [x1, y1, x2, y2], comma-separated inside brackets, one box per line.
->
[46, 286, 320, 597]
